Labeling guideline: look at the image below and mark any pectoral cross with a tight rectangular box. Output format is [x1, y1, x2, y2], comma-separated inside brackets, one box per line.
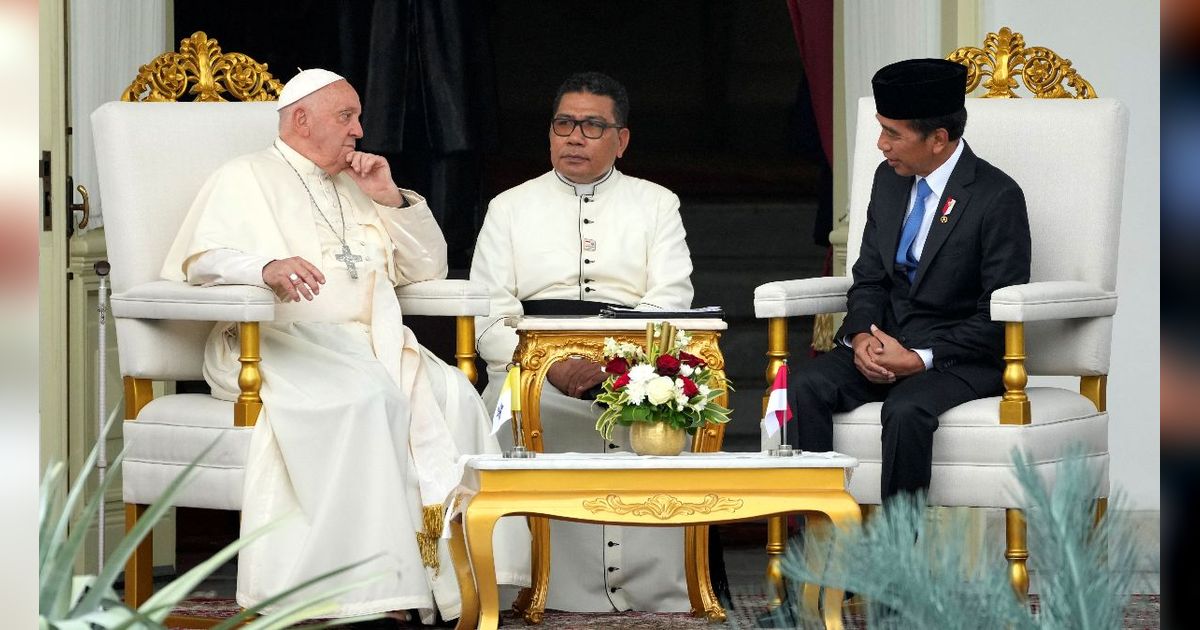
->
[335, 244, 364, 279]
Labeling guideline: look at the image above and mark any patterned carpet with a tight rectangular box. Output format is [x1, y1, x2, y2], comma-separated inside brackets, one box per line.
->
[168, 593, 1161, 628]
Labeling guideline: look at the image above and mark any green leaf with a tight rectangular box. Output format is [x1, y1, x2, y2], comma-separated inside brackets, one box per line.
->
[74, 434, 224, 614]
[213, 554, 384, 629]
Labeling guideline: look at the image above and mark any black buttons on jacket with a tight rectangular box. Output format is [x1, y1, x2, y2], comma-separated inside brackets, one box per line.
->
[585, 287, 595, 292]
[583, 197, 593, 203]
[584, 259, 593, 264]
[607, 540, 619, 547]
[583, 218, 593, 224]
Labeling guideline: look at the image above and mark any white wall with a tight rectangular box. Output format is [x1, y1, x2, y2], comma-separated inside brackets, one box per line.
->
[979, 0, 1160, 509]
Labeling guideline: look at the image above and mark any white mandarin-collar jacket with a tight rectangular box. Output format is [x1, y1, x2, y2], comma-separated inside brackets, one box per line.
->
[470, 168, 694, 372]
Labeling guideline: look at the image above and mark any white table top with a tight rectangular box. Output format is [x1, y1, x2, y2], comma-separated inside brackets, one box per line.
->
[464, 451, 857, 471]
[509, 316, 727, 332]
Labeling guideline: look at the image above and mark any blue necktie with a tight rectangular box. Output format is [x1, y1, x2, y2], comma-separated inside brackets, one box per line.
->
[895, 178, 933, 283]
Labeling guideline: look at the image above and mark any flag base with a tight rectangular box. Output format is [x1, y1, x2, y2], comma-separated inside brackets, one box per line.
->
[767, 445, 795, 457]
[505, 446, 537, 459]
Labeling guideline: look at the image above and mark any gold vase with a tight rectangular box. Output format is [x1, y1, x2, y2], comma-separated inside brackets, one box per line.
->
[629, 421, 686, 456]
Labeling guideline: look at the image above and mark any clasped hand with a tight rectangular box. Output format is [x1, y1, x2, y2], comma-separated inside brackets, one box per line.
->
[851, 324, 925, 384]
[547, 358, 607, 399]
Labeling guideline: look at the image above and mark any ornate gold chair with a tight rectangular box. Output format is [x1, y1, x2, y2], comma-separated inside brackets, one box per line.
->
[93, 32, 490, 622]
[754, 27, 1125, 599]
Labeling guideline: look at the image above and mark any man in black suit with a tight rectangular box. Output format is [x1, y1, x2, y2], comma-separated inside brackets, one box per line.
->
[788, 59, 1031, 500]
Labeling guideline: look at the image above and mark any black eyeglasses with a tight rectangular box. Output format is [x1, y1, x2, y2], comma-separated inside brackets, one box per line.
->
[550, 116, 624, 139]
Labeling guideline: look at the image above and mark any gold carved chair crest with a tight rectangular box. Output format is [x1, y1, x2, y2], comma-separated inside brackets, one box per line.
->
[122, 31, 283, 103]
[948, 26, 1096, 99]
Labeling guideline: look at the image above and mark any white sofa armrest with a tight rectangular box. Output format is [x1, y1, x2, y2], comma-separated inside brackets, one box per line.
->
[111, 280, 275, 322]
[395, 279, 490, 317]
[754, 276, 852, 319]
[990, 281, 1117, 322]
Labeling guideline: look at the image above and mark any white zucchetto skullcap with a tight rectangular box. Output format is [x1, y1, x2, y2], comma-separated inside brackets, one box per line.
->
[275, 68, 346, 110]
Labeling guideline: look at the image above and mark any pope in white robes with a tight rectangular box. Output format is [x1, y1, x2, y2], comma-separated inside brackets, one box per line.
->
[469, 72, 694, 613]
[160, 70, 528, 623]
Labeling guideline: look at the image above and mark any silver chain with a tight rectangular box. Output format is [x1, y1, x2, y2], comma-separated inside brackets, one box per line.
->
[274, 142, 351, 248]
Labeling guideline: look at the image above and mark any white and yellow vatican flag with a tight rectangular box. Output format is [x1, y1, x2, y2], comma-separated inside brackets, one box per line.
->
[490, 364, 521, 435]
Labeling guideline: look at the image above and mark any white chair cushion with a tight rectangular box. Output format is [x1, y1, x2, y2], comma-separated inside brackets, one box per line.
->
[395, 278, 491, 317]
[112, 280, 275, 322]
[121, 394, 253, 510]
[832, 387, 1109, 506]
[990, 281, 1117, 322]
[753, 277, 852, 318]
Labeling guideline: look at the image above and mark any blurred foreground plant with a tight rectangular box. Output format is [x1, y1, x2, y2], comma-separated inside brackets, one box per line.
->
[779, 446, 1140, 629]
[40, 409, 385, 629]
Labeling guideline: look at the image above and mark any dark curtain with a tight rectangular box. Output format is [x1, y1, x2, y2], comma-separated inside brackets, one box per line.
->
[786, 0, 834, 248]
[174, 0, 499, 271]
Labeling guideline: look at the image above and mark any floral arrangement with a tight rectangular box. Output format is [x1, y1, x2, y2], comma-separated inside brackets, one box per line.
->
[594, 322, 732, 440]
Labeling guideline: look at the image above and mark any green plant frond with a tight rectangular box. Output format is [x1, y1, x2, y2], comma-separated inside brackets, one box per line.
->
[233, 572, 389, 630]
[1011, 446, 1139, 630]
[74, 434, 225, 614]
[42, 448, 129, 618]
[43, 416, 111, 575]
[38, 461, 66, 568]
[212, 552, 384, 624]
[279, 613, 388, 629]
[779, 446, 1139, 630]
[136, 513, 298, 622]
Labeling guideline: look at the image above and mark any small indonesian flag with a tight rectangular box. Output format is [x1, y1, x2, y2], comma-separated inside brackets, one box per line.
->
[490, 364, 521, 435]
[761, 364, 792, 438]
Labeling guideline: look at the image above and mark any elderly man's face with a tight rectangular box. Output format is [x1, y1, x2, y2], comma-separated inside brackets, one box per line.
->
[304, 80, 364, 173]
[549, 91, 629, 183]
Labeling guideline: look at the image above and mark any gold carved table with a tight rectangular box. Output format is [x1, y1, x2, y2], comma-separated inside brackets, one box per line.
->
[507, 316, 729, 622]
[450, 452, 861, 630]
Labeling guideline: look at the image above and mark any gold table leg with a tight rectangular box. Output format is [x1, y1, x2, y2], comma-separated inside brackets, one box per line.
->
[512, 516, 550, 624]
[449, 516, 479, 630]
[464, 505, 505, 630]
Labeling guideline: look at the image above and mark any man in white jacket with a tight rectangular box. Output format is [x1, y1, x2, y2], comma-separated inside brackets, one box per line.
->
[469, 72, 694, 612]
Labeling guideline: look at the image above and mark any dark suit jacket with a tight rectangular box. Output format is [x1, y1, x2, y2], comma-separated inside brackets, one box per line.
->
[837, 141, 1031, 393]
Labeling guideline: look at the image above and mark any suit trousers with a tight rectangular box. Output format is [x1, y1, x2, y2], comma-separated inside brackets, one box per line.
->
[787, 345, 989, 499]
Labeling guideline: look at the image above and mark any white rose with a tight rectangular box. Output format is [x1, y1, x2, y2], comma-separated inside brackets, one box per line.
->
[679, 363, 694, 377]
[645, 376, 677, 405]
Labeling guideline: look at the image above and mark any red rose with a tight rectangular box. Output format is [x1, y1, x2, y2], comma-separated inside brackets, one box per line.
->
[679, 351, 705, 368]
[612, 373, 631, 389]
[680, 376, 700, 398]
[656, 354, 681, 376]
[605, 357, 630, 375]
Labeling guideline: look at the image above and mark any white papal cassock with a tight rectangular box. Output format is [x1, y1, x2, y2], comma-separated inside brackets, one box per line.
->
[469, 168, 694, 612]
[161, 140, 529, 622]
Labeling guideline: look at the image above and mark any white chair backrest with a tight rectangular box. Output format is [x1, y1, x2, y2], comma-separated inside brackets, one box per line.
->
[846, 97, 1129, 376]
[93, 101, 279, 380]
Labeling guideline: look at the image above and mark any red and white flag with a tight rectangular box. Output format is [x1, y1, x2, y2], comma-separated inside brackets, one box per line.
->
[762, 364, 792, 438]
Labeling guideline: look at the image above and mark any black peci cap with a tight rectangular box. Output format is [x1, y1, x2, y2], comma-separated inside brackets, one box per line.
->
[872, 58, 968, 119]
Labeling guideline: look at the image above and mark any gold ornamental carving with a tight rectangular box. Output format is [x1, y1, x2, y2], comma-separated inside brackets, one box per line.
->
[122, 31, 283, 103]
[583, 493, 744, 520]
[515, 331, 725, 372]
[948, 27, 1096, 99]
